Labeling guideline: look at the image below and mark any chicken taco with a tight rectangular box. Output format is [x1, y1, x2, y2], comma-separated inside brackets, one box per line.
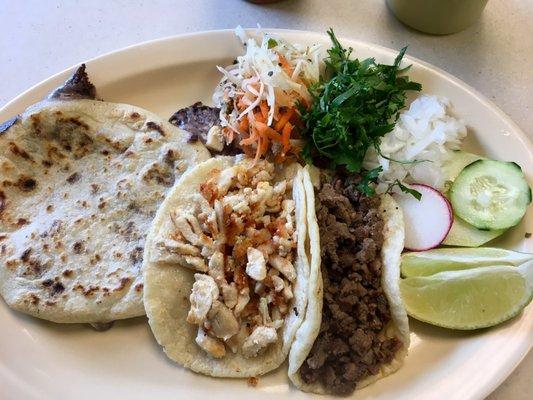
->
[143, 156, 312, 377]
[288, 168, 409, 395]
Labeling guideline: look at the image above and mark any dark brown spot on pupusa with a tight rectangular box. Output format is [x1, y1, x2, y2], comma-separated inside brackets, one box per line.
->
[29, 294, 40, 305]
[146, 121, 165, 136]
[17, 218, 29, 226]
[72, 241, 84, 254]
[17, 176, 37, 192]
[20, 248, 32, 262]
[42, 279, 53, 287]
[9, 142, 32, 161]
[52, 282, 65, 295]
[0, 191, 6, 215]
[62, 269, 73, 278]
[116, 277, 132, 291]
[66, 172, 80, 184]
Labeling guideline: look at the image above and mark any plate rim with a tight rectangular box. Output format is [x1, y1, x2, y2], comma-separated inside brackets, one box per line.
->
[2, 28, 532, 154]
[0, 28, 531, 400]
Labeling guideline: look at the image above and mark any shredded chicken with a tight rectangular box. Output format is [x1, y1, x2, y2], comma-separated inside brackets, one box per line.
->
[242, 326, 278, 358]
[196, 327, 226, 358]
[208, 251, 225, 283]
[205, 125, 225, 152]
[173, 214, 200, 245]
[183, 256, 208, 272]
[282, 282, 294, 301]
[246, 248, 267, 281]
[217, 168, 237, 195]
[208, 301, 240, 340]
[271, 275, 284, 292]
[258, 297, 272, 325]
[160, 239, 200, 256]
[268, 254, 296, 282]
[187, 274, 219, 324]
[222, 282, 238, 309]
[234, 287, 250, 316]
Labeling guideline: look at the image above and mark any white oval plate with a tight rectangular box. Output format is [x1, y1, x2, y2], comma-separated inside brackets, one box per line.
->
[0, 29, 531, 400]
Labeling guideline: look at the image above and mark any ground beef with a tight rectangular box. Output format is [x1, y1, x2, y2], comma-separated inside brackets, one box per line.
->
[168, 102, 220, 142]
[299, 175, 402, 396]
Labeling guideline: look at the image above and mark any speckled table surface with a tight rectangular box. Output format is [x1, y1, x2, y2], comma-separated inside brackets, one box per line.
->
[0, 0, 531, 398]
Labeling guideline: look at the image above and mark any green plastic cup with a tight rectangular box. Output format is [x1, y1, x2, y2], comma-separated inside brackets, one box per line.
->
[387, 0, 489, 35]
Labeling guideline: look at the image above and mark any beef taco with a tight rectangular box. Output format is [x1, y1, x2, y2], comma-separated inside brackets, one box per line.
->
[288, 168, 409, 395]
[143, 156, 312, 377]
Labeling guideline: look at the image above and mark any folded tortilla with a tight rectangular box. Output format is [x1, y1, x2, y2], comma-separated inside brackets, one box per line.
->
[288, 168, 409, 393]
[143, 156, 311, 377]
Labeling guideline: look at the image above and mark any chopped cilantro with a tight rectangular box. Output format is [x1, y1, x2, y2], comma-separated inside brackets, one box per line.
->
[267, 38, 277, 49]
[356, 167, 382, 196]
[301, 29, 422, 195]
[397, 181, 422, 200]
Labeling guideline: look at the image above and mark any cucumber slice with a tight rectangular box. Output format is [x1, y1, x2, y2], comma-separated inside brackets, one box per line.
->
[441, 152, 506, 246]
[450, 160, 531, 230]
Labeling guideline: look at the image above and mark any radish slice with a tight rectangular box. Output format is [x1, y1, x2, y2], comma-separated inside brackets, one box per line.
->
[393, 184, 453, 251]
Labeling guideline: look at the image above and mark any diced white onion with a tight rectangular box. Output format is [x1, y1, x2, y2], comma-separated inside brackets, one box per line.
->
[363, 95, 467, 192]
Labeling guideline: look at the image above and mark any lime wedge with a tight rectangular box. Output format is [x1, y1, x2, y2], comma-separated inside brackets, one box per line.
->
[400, 261, 533, 330]
[401, 247, 533, 277]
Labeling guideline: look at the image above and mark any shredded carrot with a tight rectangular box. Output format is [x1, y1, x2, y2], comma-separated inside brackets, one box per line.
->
[222, 126, 234, 143]
[260, 133, 269, 155]
[232, 103, 300, 164]
[254, 111, 266, 124]
[255, 135, 269, 162]
[274, 108, 295, 131]
[237, 96, 248, 111]
[281, 122, 292, 154]
[254, 138, 263, 162]
[277, 53, 293, 76]
[240, 130, 258, 146]
[259, 101, 269, 120]
[255, 121, 282, 142]
[222, 53, 307, 163]
[239, 116, 249, 133]
[274, 153, 284, 164]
